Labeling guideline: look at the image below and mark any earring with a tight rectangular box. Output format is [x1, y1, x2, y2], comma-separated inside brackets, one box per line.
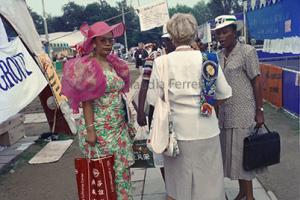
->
[91, 44, 96, 56]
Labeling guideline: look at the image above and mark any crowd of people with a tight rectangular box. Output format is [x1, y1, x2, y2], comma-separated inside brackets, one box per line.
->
[61, 12, 265, 200]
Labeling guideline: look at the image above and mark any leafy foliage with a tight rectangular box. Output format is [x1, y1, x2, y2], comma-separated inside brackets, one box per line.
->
[28, 0, 242, 48]
[28, 8, 45, 34]
[207, 0, 243, 18]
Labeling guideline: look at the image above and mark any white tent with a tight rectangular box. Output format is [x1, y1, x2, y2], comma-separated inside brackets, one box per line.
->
[40, 31, 84, 47]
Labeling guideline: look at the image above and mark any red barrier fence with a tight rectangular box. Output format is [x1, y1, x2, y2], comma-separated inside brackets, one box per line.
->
[260, 64, 283, 108]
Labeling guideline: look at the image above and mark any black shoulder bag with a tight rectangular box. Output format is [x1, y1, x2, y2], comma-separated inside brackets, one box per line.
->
[243, 124, 281, 171]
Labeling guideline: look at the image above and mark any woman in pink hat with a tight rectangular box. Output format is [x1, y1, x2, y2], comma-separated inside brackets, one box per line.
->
[62, 21, 135, 200]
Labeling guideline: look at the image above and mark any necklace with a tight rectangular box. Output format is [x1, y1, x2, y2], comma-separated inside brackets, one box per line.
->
[175, 45, 192, 51]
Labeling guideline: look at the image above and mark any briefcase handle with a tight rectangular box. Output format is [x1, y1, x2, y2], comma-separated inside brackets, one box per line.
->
[254, 123, 271, 135]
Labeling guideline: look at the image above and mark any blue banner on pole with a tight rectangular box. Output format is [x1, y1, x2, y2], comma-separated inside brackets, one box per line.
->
[282, 70, 300, 115]
[246, 0, 300, 40]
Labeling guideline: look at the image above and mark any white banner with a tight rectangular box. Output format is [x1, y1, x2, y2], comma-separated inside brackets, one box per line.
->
[138, 0, 169, 32]
[0, 37, 47, 123]
[197, 23, 212, 44]
[0, 18, 8, 45]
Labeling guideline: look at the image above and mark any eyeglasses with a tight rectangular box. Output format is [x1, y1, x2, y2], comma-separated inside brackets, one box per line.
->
[98, 37, 115, 44]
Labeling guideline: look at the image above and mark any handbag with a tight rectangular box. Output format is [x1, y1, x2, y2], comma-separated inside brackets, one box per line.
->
[147, 55, 180, 157]
[163, 119, 180, 157]
[121, 93, 136, 139]
[131, 139, 155, 168]
[74, 151, 117, 200]
[243, 124, 280, 171]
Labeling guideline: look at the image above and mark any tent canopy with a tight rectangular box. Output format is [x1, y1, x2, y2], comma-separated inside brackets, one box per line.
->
[40, 31, 84, 47]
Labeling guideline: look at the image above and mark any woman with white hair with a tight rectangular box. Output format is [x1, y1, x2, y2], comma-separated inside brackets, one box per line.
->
[147, 13, 232, 200]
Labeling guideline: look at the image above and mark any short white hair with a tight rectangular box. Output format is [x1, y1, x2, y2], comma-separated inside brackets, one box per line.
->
[167, 13, 198, 45]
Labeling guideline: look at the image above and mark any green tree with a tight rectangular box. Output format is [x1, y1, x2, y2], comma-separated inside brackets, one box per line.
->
[114, 2, 162, 47]
[61, 2, 85, 31]
[83, 2, 120, 25]
[119, 5, 141, 47]
[83, 3, 102, 24]
[192, 1, 212, 25]
[47, 16, 65, 33]
[169, 4, 194, 17]
[167, 2, 212, 26]
[29, 0, 244, 47]
[28, 8, 44, 34]
[207, 0, 243, 18]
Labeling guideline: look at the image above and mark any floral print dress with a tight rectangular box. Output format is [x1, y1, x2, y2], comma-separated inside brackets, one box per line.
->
[77, 67, 135, 200]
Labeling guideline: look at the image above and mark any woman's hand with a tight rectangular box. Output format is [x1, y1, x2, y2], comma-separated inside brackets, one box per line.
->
[255, 110, 264, 128]
[82, 100, 96, 146]
[85, 129, 97, 146]
[137, 110, 147, 127]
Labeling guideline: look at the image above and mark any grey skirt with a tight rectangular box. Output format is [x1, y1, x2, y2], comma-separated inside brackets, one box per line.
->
[164, 135, 225, 200]
[220, 125, 267, 181]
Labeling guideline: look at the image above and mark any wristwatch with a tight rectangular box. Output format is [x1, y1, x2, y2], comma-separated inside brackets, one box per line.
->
[256, 107, 264, 112]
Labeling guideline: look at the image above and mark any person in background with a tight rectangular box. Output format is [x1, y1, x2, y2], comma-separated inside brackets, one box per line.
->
[161, 34, 176, 55]
[146, 42, 161, 62]
[117, 49, 122, 58]
[134, 42, 148, 70]
[137, 34, 175, 128]
[62, 21, 135, 200]
[191, 39, 200, 50]
[214, 15, 265, 200]
[147, 13, 232, 200]
[191, 37, 219, 66]
[199, 38, 209, 52]
[144, 43, 153, 55]
[137, 34, 176, 182]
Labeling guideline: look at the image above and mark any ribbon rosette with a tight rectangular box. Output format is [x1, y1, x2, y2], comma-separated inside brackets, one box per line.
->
[200, 60, 218, 117]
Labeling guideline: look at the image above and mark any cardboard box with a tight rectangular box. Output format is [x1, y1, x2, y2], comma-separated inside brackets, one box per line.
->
[0, 114, 25, 146]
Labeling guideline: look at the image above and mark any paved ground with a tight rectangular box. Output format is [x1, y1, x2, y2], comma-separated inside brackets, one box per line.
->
[0, 137, 272, 200]
[0, 67, 298, 200]
[256, 104, 300, 200]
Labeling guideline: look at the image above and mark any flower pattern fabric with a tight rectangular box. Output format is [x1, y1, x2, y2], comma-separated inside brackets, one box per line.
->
[77, 68, 135, 200]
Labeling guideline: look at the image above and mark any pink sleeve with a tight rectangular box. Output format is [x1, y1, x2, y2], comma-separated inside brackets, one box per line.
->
[61, 56, 106, 113]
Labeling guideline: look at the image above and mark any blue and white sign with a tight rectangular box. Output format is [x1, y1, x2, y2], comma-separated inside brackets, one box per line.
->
[0, 37, 47, 123]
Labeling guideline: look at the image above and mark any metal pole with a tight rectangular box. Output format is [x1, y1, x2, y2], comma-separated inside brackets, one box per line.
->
[42, 0, 50, 54]
[122, 0, 129, 55]
[99, 0, 106, 6]
[243, 1, 247, 44]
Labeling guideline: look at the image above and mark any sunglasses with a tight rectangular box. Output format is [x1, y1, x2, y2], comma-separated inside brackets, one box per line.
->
[98, 37, 115, 44]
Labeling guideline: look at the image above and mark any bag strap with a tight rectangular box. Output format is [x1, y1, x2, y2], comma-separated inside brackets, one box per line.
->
[160, 55, 169, 103]
[88, 147, 92, 200]
[254, 123, 271, 135]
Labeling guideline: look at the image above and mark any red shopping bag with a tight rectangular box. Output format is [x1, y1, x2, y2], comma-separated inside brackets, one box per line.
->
[75, 155, 117, 200]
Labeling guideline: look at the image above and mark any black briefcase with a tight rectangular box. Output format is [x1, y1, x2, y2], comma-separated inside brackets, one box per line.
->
[243, 124, 280, 171]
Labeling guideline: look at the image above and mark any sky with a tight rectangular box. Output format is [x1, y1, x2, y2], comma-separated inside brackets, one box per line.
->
[26, 0, 209, 17]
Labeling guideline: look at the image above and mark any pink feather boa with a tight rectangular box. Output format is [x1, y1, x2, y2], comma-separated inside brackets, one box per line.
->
[61, 54, 130, 113]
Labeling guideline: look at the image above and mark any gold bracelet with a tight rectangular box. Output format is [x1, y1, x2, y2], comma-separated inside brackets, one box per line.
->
[86, 123, 94, 129]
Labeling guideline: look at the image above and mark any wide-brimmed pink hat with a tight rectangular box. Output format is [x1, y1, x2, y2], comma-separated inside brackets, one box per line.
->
[80, 21, 125, 54]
